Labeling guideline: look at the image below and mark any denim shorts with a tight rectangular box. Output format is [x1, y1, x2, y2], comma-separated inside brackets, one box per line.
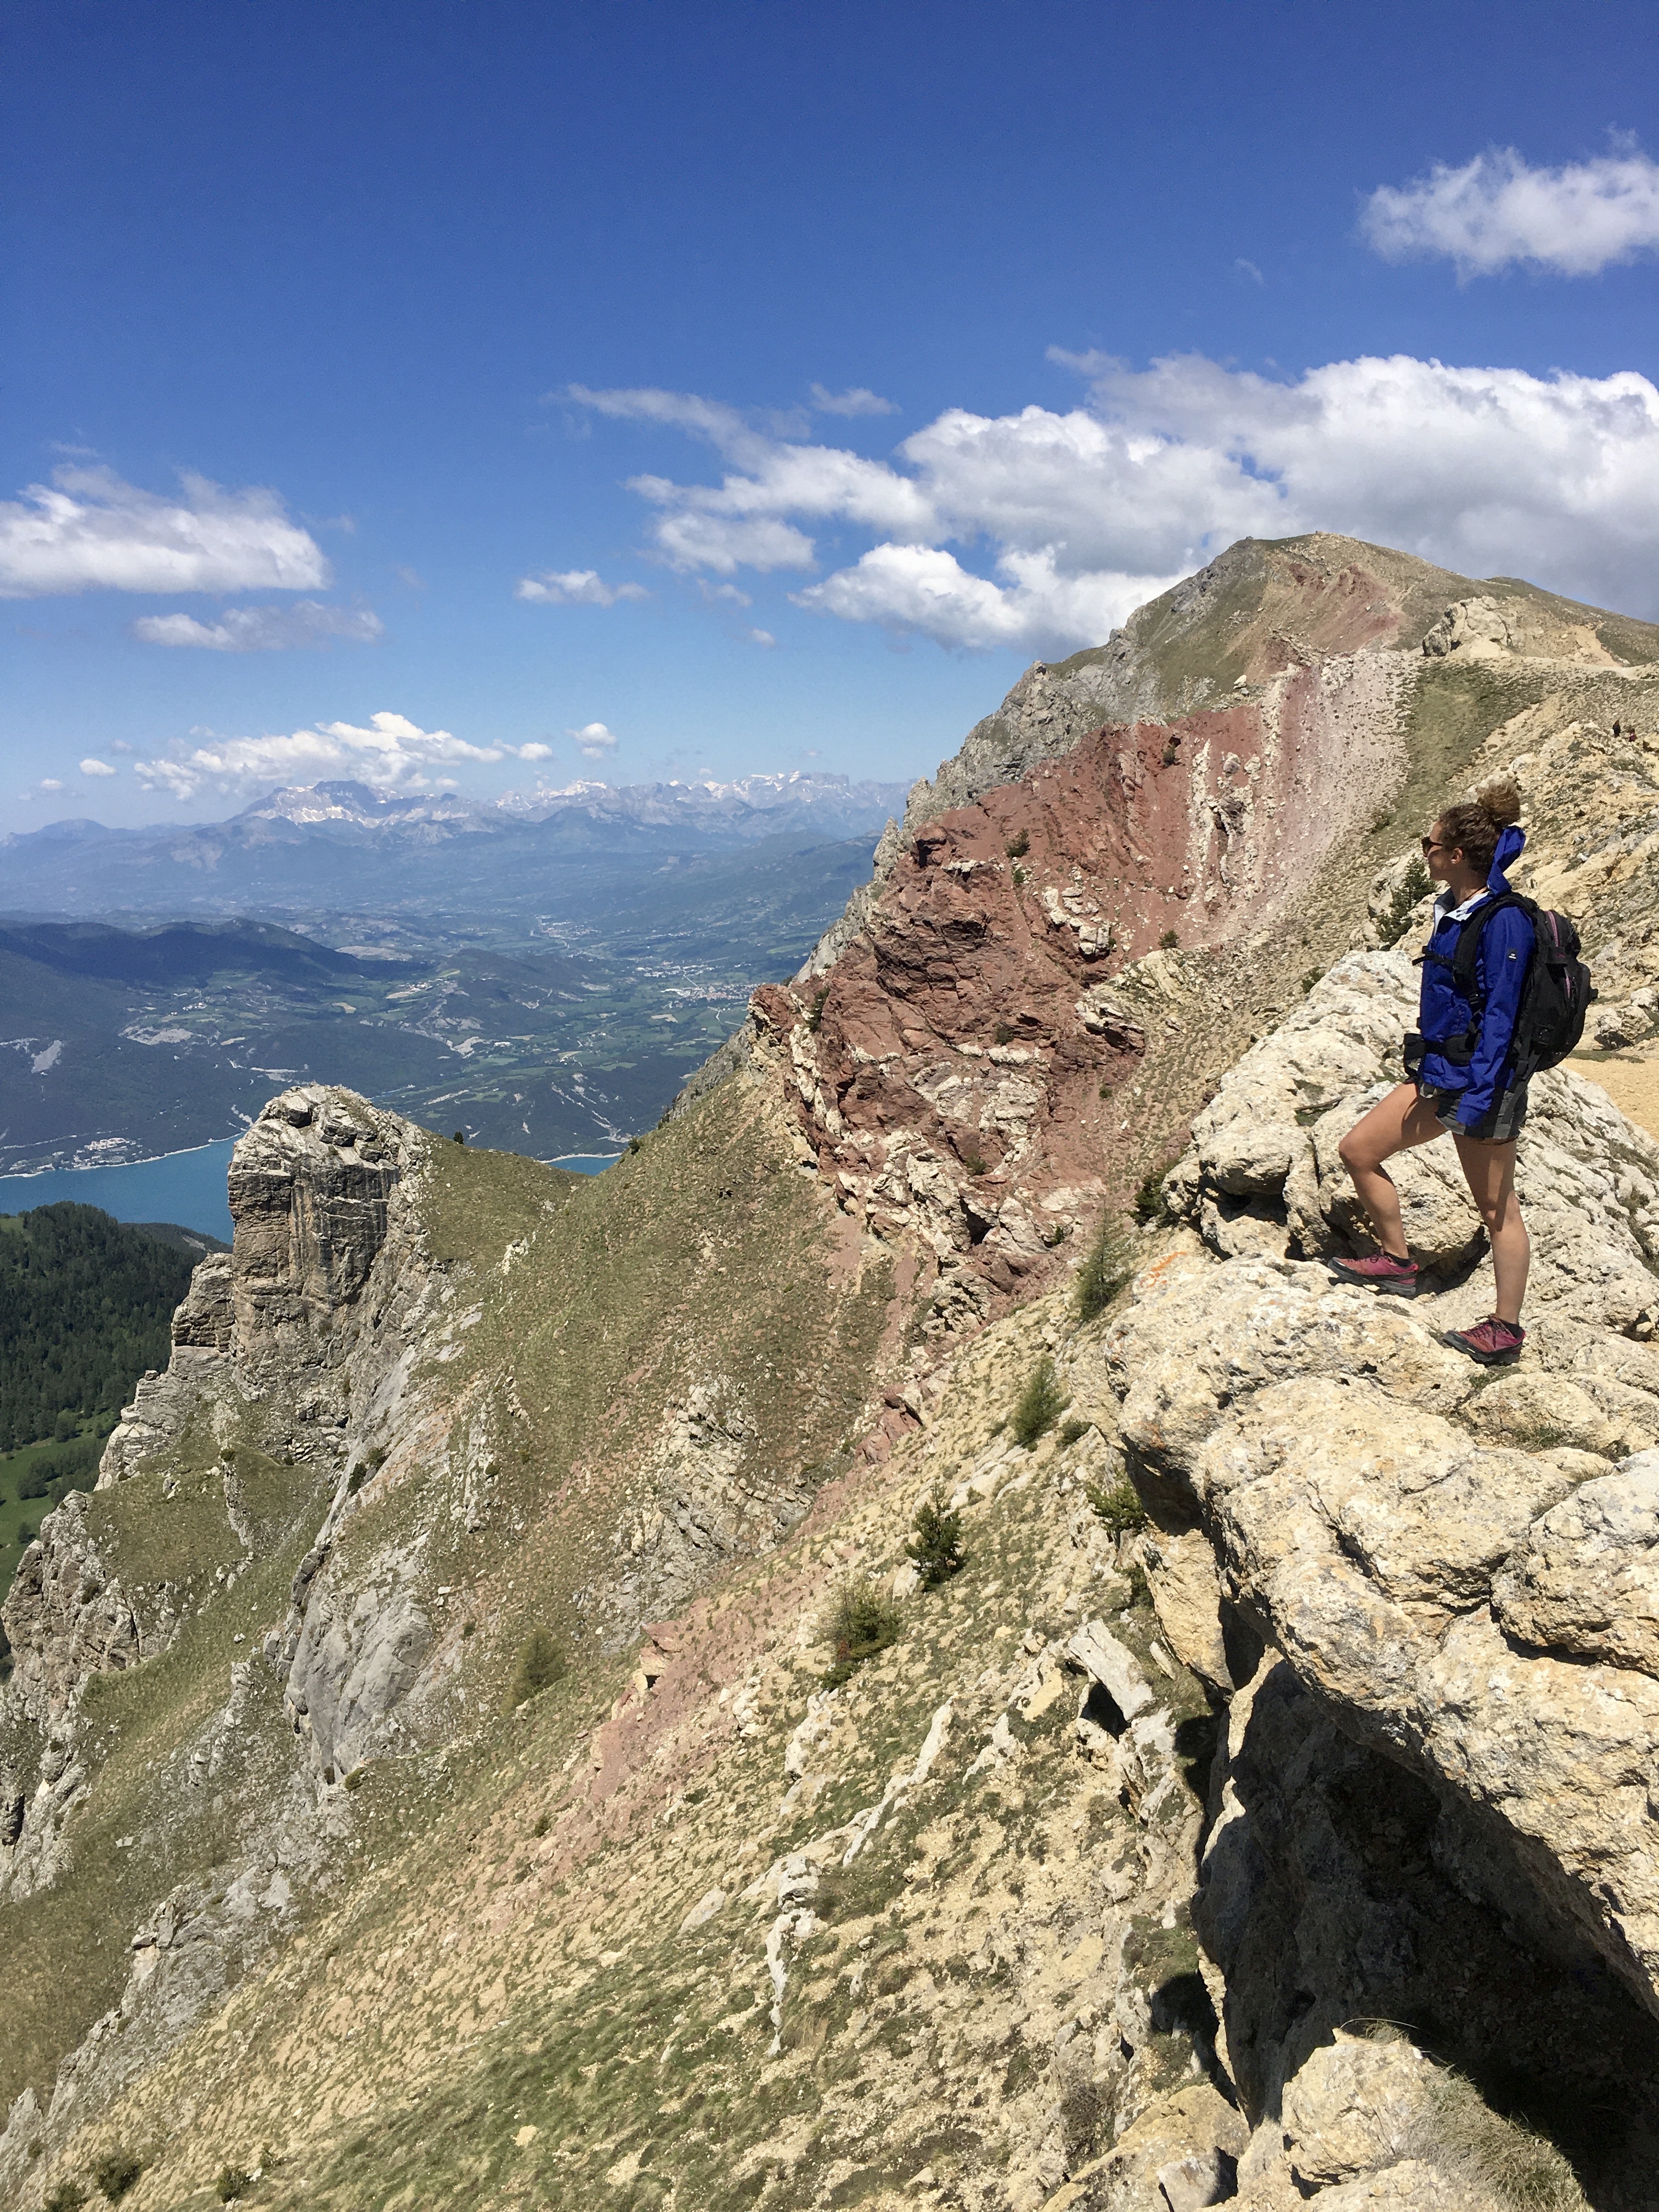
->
[1419, 1080, 1529, 1143]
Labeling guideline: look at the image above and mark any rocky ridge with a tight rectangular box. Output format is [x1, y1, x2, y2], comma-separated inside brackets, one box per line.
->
[741, 541, 1659, 1339]
[804, 532, 1659, 978]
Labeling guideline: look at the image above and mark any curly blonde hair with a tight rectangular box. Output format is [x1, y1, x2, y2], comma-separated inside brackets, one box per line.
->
[1434, 775, 1522, 873]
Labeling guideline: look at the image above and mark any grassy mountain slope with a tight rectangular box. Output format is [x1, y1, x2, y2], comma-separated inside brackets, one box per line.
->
[0, 1071, 900, 2145]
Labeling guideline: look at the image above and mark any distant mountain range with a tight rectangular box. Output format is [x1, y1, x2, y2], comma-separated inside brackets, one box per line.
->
[248, 771, 907, 833]
[0, 774, 911, 920]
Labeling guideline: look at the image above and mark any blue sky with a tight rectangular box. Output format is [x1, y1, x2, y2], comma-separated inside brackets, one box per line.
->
[4, 0, 1657, 829]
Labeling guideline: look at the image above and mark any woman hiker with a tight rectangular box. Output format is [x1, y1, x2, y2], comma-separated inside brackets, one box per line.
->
[1329, 777, 1533, 1365]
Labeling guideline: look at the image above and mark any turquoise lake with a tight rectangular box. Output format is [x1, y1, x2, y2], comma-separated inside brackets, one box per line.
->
[0, 1141, 239, 1239]
[0, 1141, 616, 1240]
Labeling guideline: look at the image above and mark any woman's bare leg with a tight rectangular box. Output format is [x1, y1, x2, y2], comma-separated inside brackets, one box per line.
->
[1453, 1135, 1529, 1324]
[1336, 1084, 1451, 1259]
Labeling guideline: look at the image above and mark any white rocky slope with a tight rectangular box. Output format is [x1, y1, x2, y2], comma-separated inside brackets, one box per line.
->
[1032, 933, 1659, 2203]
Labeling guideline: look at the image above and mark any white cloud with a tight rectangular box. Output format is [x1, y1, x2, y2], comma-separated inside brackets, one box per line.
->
[79, 757, 116, 777]
[514, 568, 650, 606]
[566, 383, 746, 442]
[134, 710, 515, 802]
[0, 466, 330, 598]
[571, 385, 928, 571]
[1363, 146, 1659, 277]
[571, 356, 1659, 650]
[1074, 351, 1659, 604]
[130, 601, 383, 651]
[794, 545, 1177, 652]
[698, 579, 753, 607]
[39, 778, 63, 792]
[810, 383, 898, 417]
[567, 721, 619, 759]
[749, 628, 776, 647]
[1235, 258, 1263, 283]
[518, 741, 554, 761]
[651, 511, 817, 575]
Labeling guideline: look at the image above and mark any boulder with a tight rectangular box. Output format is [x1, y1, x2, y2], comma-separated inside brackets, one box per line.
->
[1420, 597, 1514, 659]
[1092, 1250, 1474, 1522]
[1084, 2081, 1245, 2211]
[1280, 2033, 1441, 2187]
[1294, 1096, 1486, 1270]
[1492, 1455, 1659, 1673]
[1065, 1618, 1154, 1721]
[1458, 1369, 1621, 1458]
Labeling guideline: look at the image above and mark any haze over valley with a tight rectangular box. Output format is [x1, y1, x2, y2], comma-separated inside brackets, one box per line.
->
[0, 774, 905, 1169]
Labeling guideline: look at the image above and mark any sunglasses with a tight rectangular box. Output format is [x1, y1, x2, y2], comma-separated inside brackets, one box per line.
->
[1420, 835, 1446, 854]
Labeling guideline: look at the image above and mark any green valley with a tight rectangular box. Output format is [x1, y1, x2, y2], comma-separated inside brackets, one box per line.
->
[0, 832, 880, 1170]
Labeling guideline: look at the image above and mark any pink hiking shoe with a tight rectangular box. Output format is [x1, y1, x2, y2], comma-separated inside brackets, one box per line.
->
[1443, 1315, 1525, 1365]
[1328, 1251, 1420, 1298]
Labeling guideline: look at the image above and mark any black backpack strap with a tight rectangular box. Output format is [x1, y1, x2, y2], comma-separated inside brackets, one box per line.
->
[1449, 890, 1530, 1012]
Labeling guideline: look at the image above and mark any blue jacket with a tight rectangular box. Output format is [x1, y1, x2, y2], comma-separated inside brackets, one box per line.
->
[1417, 891, 1534, 1124]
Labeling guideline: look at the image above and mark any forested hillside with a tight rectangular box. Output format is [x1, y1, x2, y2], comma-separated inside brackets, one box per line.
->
[0, 1205, 195, 1449]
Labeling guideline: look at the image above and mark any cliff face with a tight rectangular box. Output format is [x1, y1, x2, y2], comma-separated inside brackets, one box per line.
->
[5, 539, 1659, 2211]
[766, 652, 1405, 1293]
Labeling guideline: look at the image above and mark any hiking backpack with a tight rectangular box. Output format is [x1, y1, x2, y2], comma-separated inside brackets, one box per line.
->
[1444, 893, 1595, 1076]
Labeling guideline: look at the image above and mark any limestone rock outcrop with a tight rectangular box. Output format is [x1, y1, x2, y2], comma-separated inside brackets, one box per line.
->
[1, 1086, 438, 1908]
[98, 1085, 420, 1489]
[1420, 596, 1516, 661]
[1092, 977, 1659, 2028]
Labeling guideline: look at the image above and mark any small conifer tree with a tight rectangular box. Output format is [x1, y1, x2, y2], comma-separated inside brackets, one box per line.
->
[1074, 1211, 1133, 1322]
[906, 1483, 965, 1587]
[506, 1628, 567, 1710]
[1085, 1474, 1148, 1536]
[1011, 1356, 1069, 1449]
[821, 1575, 902, 1687]
[91, 2149, 143, 2203]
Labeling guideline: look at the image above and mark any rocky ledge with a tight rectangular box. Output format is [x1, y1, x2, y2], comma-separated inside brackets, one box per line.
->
[1080, 940, 1659, 2057]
